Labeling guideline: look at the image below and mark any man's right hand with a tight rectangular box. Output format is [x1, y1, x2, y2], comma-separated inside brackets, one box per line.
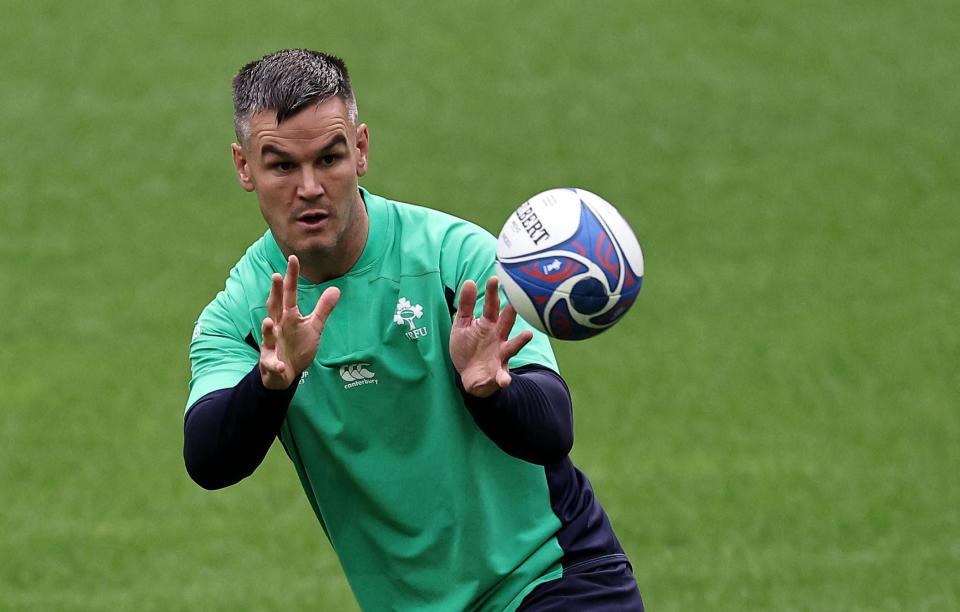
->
[259, 255, 340, 390]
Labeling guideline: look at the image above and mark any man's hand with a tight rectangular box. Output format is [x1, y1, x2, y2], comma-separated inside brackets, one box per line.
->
[259, 255, 340, 390]
[450, 276, 534, 398]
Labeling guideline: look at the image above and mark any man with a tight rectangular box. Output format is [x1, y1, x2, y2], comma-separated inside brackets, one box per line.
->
[184, 49, 643, 611]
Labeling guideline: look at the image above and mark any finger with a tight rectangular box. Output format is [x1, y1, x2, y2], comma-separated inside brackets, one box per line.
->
[496, 303, 519, 340]
[283, 255, 300, 312]
[260, 354, 286, 376]
[501, 329, 534, 361]
[261, 316, 278, 351]
[259, 319, 288, 386]
[266, 273, 283, 322]
[259, 356, 288, 389]
[455, 280, 478, 324]
[495, 368, 512, 389]
[482, 276, 500, 322]
[311, 286, 341, 328]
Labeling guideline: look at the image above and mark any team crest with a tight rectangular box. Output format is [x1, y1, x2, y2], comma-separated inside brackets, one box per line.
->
[394, 297, 428, 339]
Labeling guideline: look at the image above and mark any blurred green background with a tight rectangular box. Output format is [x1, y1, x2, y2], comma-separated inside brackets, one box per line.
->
[2, 1, 957, 610]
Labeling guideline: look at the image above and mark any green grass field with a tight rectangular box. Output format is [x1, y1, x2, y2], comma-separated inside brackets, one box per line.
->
[2, 1, 958, 610]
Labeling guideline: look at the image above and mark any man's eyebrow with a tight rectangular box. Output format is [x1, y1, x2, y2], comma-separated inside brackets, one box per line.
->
[260, 135, 349, 159]
[319, 135, 348, 151]
[261, 143, 290, 158]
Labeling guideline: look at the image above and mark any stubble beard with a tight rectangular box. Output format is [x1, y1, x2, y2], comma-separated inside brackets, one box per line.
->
[284, 200, 368, 283]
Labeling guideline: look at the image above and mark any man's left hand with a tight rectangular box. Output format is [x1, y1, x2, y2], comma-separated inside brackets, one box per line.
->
[450, 277, 533, 398]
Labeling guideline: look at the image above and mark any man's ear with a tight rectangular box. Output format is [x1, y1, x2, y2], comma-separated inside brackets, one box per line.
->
[231, 143, 256, 192]
[355, 123, 370, 177]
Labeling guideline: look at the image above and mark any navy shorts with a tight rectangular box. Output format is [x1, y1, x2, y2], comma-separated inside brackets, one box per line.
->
[518, 555, 644, 611]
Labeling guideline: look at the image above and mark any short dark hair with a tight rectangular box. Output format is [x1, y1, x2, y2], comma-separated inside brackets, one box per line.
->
[232, 49, 357, 144]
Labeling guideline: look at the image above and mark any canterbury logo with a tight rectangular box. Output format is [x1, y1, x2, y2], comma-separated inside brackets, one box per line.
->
[339, 363, 377, 389]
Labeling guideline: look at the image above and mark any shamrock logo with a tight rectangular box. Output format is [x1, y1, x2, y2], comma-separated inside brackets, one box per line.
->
[393, 297, 424, 330]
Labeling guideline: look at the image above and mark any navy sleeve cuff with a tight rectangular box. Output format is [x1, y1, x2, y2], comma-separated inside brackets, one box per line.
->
[457, 364, 574, 465]
[183, 366, 298, 490]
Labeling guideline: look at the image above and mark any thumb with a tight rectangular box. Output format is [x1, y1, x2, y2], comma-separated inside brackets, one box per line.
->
[311, 286, 341, 328]
[496, 368, 512, 389]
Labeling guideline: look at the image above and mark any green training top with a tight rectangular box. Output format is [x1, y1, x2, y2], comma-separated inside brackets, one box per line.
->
[187, 188, 565, 611]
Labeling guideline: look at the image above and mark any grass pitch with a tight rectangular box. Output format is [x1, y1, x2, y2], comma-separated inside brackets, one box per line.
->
[1, 1, 957, 610]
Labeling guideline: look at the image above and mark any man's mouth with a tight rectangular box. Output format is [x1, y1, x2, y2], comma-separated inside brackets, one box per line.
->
[297, 211, 330, 228]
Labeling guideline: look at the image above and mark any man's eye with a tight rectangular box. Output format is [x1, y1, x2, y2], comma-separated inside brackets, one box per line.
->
[272, 161, 294, 172]
[320, 155, 338, 166]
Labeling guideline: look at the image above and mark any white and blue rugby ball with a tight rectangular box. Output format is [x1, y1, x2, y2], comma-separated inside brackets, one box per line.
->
[495, 188, 644, 341]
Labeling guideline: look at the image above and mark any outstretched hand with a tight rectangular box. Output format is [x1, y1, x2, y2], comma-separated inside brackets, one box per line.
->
[450, 276, 534, 398]
[259, 255, 340, 390]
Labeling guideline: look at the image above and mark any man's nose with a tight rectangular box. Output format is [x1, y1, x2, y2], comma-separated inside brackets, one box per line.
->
[297, 167, 324, 200]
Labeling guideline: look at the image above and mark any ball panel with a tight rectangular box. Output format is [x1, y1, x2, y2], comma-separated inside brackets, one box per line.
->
[588, 286, 640, 327]
[569, 278, 609, 315]
[580, 205, 623, 291]
[496, 189, 583, 260]
[577, 188, 644, 277]
[497, 256, 589, 290]
[547, 299, 605, 340]
[496, 261, 548, 334]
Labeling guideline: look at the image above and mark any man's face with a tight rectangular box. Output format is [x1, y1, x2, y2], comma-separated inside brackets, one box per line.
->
[231, 98, 369, 270]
